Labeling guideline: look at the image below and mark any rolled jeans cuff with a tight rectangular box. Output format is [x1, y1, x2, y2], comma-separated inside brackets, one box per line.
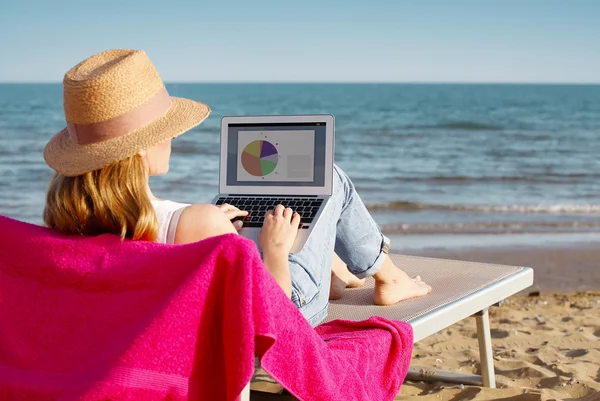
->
[352, 235, 391, 279]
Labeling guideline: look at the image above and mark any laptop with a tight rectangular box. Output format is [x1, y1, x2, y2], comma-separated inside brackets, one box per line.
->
[213, 114, 335, 253]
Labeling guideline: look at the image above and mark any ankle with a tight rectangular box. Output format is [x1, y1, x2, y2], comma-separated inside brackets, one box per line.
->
[373, 258, 394, 284]
[373, 274, 397, 285]
[373, 256, 410, 285]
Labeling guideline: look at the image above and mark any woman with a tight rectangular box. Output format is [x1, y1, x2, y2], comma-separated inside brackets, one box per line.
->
[43, 49, 431, 326]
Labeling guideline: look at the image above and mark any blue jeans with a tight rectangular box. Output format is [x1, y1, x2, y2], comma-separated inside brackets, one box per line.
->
[288, 165, 390, 326]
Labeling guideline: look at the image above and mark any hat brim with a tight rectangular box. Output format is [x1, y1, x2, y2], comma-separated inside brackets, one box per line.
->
[44, 97, 210, 176]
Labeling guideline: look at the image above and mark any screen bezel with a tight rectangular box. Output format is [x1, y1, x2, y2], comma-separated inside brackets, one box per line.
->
[220, 114, 334, 195]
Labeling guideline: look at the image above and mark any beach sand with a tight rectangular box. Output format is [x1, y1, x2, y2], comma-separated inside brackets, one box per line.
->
[400, 291, 600, 400]
[252, 243, 600, 400]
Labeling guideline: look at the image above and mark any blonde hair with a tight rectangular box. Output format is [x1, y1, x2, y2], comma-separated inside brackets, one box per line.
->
[44, 154, 158, 241]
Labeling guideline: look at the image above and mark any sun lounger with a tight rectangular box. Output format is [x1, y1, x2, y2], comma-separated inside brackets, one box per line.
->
[247, 253, 533, 399]
[327, 254, 534, 389]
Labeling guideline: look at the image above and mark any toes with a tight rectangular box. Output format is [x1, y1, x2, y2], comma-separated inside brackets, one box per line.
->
[418, 285, 432, 295]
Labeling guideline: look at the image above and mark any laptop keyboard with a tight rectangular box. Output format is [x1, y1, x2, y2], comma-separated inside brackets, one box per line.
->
[215, 197, 324, 229]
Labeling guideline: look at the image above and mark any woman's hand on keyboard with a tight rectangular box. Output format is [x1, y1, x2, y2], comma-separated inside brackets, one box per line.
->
[258, 204, 301, 255]
[217, 203, 248, 231]
[258, 205, 300, 299]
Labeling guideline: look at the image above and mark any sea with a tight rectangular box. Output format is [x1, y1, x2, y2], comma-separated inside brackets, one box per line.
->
[1, 83, 599, 250]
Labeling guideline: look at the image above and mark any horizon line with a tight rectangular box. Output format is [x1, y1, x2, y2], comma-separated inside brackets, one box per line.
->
[1, 80, 600, 85]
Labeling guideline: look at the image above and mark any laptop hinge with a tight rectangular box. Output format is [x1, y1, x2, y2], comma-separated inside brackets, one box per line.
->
[225, 194, 319, 197]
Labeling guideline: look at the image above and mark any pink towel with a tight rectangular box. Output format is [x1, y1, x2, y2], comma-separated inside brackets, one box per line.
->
[0, 215, 413, 401]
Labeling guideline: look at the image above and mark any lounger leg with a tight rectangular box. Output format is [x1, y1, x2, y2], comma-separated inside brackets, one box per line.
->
[239, 382, 250, 401]
[474, 308, 496, 388]
[405, 367, 483, 386]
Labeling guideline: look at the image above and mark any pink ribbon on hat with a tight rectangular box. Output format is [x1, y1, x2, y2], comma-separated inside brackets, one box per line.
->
[66, 87, 172, 145]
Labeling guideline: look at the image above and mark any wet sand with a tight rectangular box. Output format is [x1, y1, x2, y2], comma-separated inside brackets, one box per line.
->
[414, 242, 600, 294]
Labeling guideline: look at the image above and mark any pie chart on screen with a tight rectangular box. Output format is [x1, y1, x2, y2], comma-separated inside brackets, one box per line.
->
[241, 140, 279, 176]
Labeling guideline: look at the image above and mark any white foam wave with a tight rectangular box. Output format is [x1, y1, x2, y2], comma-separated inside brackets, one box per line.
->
[367, 201, 600, 214]
[458, 204, 600, 214]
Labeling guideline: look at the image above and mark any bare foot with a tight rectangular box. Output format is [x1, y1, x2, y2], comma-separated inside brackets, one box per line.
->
[345, 275, 366, 288]
[329, 271, 347, 300]
[373, 257, 432, 306]
[329, 253, 367, 300]
[334, 265, 366, 289]
[373, 275, 432, 305]
[332, 253, 366, 287]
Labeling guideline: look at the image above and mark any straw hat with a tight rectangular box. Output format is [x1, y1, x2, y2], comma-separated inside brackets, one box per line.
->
[44, 49, 210, 176]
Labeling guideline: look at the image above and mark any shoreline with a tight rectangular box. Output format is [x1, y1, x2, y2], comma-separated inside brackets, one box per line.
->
[389, 232, 600, 252]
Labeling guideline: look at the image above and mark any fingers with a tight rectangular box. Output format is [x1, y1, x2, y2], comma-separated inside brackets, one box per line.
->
[233, 220, 244, 231]
[219, 203, 245, 214]
[274, 204, 285, 217]
[218, 203, 234, 212]
[224, 209, 248, 220]
[291, 212, 301, 228]
[283, 207, 293, 220]
[265, 205, 301, 225]
[219, 203, 248, 220]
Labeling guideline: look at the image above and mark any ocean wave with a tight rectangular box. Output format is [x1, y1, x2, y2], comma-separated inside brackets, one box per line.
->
[367, 201, 600, 214]
[392, 174, 600, 184]
[171, 143, 219, 155]
[380, 220, 600, 235]
[408, 121, 503, 131]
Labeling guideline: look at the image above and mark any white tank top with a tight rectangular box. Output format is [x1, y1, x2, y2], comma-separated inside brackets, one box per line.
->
[151, 200, 190, 244]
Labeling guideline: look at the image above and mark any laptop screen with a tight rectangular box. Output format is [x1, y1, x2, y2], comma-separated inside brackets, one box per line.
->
[225, 122, 328, 188]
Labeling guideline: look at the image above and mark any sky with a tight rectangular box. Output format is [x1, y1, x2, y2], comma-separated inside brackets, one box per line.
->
[1, 0, 599, 83]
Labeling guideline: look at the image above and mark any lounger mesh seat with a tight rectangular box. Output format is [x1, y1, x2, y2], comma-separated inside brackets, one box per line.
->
[327, 254, 528, 331]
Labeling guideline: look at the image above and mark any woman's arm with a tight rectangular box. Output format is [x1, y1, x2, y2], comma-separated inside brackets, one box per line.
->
[262, 250, 292, 298]
[174, 204, 237, 244]
[173, 203, 299, 299]
[258, 205, 301, 299]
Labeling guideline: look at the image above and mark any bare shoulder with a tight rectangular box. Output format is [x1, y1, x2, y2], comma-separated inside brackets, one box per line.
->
[174, 204, 236, 244]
